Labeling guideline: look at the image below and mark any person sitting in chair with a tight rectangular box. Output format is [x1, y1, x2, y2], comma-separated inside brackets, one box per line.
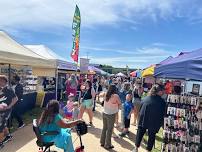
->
[38, 100, 83, 152]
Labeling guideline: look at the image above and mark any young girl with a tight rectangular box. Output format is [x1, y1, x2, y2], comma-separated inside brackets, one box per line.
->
[63, 93, 74, 120]
[72, 102, 79, 120]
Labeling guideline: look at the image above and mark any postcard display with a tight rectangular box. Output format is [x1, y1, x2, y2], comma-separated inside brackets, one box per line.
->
[161, 94, 202, 152]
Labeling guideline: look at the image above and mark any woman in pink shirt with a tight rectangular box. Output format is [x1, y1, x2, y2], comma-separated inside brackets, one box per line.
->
[100, 84, 121, 150]
[65, 74, 78, 97]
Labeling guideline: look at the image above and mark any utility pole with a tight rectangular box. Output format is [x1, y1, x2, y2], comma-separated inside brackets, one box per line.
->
[86, 51, 89, 59]
[126, 65, 129, 76]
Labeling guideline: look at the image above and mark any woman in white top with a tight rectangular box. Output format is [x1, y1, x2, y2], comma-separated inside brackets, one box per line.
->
[100, 84, 121, 150]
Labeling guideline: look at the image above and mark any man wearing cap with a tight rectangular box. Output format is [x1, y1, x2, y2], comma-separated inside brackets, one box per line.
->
[0, 75, 17, 149]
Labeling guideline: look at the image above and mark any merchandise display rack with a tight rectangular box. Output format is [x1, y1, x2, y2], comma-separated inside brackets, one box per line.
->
[161, 94, 202, 152]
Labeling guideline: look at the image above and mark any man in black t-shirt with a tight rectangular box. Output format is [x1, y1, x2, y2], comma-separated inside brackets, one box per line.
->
[0, 75, 17, 148]
[10, 75, 25, 129]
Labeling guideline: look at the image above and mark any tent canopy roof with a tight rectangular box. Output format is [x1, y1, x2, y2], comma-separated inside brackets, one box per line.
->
[88, 66, 110, 75]
[0, 31, 55, 68]
[116, 72, 127, 77]
[154, 48, 202, 80]
[142, 65, 155, 77]
[24, 45, 66, 60]
[25, 45, 77, 71]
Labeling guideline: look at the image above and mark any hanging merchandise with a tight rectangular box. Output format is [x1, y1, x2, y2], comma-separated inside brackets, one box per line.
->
[161, 94, 202, 152]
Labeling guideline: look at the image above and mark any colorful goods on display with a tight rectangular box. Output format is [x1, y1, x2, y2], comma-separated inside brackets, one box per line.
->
[161, 94, 202, 152]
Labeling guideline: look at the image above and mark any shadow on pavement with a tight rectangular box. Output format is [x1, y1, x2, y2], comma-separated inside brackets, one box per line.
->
[114, 137, 134, 151]
[1, 124, 36, 152]
[88, 126, 102, 139]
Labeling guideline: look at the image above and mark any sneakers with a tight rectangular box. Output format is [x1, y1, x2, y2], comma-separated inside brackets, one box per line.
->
[18, 123, 25, 129]
[132, 147, 138, 152]
[119, 132, 127, 137]
[87, 122, 93, 127]
[3, 134, 13, 144]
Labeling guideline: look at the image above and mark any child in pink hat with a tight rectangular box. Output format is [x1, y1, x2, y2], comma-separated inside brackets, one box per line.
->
[63, 93, 75, 120]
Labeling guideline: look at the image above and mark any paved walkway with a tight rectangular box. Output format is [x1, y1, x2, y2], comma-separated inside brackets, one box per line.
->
[1, 105, 147, 152]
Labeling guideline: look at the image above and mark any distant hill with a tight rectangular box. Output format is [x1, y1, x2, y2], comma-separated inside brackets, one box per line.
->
[91, 64, 137, 74]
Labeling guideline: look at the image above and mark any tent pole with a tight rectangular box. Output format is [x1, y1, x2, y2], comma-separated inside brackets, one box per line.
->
[8, 64, 11, 87]
[55, 68, 58, 100]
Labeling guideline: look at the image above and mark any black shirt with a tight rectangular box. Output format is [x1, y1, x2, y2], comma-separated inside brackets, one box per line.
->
[0, 87, 16, 106]
[82, 88, 92, 100]
[15, 83, 23, 101]
[138, 95, 166, 133]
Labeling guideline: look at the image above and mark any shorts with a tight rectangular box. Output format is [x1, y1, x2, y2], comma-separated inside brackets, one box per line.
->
[81, 99, 93, 109]
[124, 117, 131, 129]
[133, 98, 141, 112]
[0, 110, 11, 132]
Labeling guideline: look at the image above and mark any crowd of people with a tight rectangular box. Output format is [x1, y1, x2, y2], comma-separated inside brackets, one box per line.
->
[0, 73, 177, 152]
[56, 74, 169, 152]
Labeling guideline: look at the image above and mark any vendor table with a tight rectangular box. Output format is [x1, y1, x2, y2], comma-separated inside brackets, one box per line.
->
[18, 92, 37, 115]
[42, 91, 56, 107]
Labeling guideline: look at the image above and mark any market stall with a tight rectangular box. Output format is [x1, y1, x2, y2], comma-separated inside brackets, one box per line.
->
[154, 48, 202, 95]
[141, 65, 156, 89]
[153, 49, 202, 151]
[25, 45, 77, 104]
[0, 31, 56, 114]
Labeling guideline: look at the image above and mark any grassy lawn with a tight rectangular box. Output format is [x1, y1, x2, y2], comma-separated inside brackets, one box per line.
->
[10, 106, 43, 133]
[142, 128, 163, 152]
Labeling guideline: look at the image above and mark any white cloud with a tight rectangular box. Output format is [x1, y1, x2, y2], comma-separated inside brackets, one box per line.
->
[81, 45, 171, 57]
[80, 46, 173, 68]
[88, 55, 164, 68]
[152, 42, 174, 47]
[0, 0, 202, 32]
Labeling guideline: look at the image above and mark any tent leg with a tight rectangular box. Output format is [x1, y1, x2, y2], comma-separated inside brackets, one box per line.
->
[8, 64, 11, 87]
[55, 69, 58, 100]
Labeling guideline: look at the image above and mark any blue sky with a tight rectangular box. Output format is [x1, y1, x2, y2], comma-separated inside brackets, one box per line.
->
[1, 0, 202, 68]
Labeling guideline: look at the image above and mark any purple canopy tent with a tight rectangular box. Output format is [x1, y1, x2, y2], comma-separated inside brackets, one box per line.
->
[154, 48, 202, 81]
[88, 66, 102, 73]
[88, 66, 110, 75]
[158, 56, 173, 65]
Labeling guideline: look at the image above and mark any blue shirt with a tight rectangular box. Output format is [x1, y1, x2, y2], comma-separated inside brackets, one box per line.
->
[119, 90, 129, 103]
[108, 79, 112, 85]
[123, 101, 134, 118]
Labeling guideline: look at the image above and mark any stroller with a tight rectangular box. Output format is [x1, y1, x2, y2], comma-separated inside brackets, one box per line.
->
[33, 119, 88, 152]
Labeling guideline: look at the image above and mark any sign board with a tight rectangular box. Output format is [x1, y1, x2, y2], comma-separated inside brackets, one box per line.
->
[80, 58, 89, 73]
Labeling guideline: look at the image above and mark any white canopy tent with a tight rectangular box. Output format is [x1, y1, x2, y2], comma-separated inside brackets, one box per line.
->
[25, 45, 77, 100]
[116, 72, 127, 77]
[24, 45, 77, 71]
[0, 31, 55, 68]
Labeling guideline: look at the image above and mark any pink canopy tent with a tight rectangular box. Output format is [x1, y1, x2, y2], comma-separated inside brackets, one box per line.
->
[130, 71, 136, 77]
